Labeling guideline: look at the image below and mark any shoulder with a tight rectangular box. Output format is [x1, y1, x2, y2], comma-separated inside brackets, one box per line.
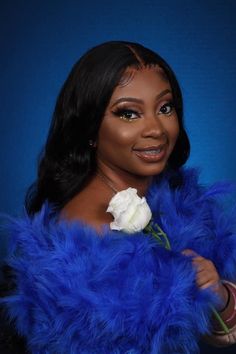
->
[147, 167, 205, 213]
[151, 167, 234, 202]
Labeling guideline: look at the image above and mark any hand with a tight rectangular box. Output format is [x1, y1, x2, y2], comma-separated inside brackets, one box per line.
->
[182, 249, 229, 310]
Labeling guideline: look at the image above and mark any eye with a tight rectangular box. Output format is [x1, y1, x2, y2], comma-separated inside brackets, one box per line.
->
[159, 102, 174, 116]
[112, 108, 140, 121]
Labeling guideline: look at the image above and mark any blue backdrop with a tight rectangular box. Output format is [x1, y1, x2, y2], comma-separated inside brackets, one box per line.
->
[0, 1, 236, 351]
[1, 0, 236, 215]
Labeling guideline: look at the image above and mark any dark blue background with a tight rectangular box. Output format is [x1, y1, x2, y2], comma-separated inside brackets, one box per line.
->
[1, 0, 236, 215]
[0, 1, 236, 352]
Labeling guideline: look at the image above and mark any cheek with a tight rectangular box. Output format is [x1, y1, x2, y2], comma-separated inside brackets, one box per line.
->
[165, 119, 180, 145]
[99, 120, 139, 147]
[172, 124, 180, 143]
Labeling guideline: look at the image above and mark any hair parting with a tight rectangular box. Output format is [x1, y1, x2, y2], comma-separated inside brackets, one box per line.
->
[125, 44, 146, 67]
[25, 41, 190, 214]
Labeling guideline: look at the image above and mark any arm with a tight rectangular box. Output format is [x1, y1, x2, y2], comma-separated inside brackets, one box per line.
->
[182, 250, 236, 346]
[207, 281, 236, 347]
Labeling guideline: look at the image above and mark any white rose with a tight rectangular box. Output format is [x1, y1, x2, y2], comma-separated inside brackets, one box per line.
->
[106, 187, 152, 233]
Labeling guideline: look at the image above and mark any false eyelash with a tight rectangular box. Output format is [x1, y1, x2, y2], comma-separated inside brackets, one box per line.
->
[162, 100, 174, 107]
[112, 108, 140, 121]
[159, 101, 175, 116]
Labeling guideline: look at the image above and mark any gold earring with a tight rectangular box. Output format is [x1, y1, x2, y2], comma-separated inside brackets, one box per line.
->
[89, 140, 97, 148]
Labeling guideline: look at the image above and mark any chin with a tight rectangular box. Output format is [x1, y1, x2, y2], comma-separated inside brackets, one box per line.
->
[130, 154, 171, 177]
[134, 163, 168, 177]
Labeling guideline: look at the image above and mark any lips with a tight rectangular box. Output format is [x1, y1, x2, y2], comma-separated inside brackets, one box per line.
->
[133, 144, 167, 162]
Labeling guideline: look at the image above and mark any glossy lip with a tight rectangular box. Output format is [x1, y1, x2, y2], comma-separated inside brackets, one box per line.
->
[133, 144, 167, 162]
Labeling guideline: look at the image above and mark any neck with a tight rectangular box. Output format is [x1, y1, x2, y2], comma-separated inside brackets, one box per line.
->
[97, 163, 152, 197]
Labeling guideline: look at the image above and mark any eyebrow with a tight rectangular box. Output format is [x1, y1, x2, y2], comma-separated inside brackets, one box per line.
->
[110, 89, 172, 108]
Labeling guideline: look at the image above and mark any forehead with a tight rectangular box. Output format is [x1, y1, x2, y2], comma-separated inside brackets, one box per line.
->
[110, 67, 172, 102]
[119, 64, 168, 85]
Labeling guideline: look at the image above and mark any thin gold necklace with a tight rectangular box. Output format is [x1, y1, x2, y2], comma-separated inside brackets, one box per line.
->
[96, 171, 118, 194]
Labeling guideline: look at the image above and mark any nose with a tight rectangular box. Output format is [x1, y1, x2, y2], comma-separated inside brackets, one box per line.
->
[141, 114, 166, 139]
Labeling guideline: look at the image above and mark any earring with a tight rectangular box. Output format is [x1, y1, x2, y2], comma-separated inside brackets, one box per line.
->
[89, 140, 97, 148]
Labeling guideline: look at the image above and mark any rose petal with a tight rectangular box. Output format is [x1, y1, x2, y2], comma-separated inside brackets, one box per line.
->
[107, 188, 152, 233]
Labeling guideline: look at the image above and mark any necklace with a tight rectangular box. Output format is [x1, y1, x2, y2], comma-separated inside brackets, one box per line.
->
[97, 171, 118, 194]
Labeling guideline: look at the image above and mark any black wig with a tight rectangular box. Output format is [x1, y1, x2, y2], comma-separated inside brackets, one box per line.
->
[26, 41, 190, 214]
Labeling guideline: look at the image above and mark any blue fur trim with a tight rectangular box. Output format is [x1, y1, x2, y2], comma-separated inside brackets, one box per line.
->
[1, 168, 236, 353]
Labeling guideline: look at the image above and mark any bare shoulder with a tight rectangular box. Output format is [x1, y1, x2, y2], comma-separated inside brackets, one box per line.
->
[60, 177, 113, 231]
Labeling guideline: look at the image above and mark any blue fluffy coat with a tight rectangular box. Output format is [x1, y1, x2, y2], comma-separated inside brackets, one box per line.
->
[2, 169, 236, 353]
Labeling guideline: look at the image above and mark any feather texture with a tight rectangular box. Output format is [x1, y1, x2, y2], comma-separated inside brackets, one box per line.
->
[1, 168, 236, 353]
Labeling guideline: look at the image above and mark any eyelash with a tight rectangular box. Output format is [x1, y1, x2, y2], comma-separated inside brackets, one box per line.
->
[112, 101, 175, 122]
[112, 108, 141, 121]
[159, 101, 175, 116]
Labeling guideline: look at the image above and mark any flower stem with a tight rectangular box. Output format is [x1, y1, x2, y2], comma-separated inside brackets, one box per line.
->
[145, 222, 171, 250]
[155, 224, 171, 250]
[144, 221, 230, 335]
[211, 306, 230, 334]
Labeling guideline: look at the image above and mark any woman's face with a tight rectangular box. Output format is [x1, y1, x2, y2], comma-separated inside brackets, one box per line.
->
[96, 67, 179, 178]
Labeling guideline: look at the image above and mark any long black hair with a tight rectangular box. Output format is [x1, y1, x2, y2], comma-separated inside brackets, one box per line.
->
[25, 41, 190, 214]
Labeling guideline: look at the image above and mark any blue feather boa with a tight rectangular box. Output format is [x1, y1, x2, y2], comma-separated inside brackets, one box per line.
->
[2, 169, 236, 353]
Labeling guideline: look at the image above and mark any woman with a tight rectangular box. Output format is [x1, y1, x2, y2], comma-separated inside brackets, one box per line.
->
[1, 41, 236, 353]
